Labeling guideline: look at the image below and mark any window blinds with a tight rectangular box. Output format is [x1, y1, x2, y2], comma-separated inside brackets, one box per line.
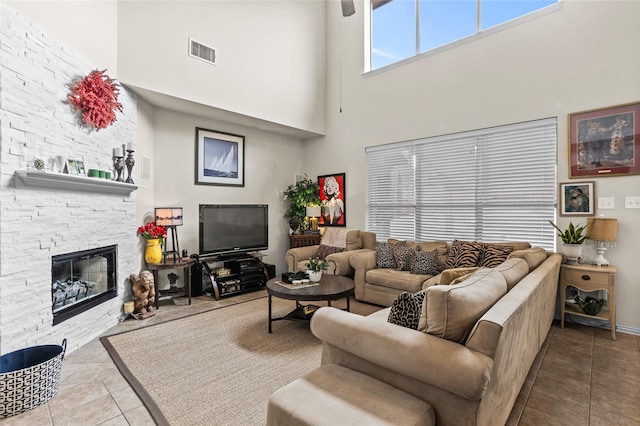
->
[366, 118, 557, 250]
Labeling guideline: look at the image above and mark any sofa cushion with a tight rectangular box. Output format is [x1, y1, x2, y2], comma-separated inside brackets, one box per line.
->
[480, 244, 514, 267]
[366, 268, 429, 293]
[411, 250, 439, 275]
[387, 290, 426, 329]
[439, 267, 481, 285]
[507, 247, 547, 272]
[375, 242, 396, 268]
[444, 240, 485, 269]
[316, 244, 345, 260]
[421, 268, 508, 343]
[494, 258, 529, 291]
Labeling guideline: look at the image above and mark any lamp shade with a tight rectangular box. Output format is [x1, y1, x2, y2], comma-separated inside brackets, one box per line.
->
[587, 218, 617, 241]
[155, 207, 183, 226]
[306, 206, 321, 218]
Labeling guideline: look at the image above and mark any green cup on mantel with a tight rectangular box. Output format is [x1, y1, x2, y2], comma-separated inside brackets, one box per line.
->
[98, 170, 106, 179]
[88, 169, 100, 178]
[105, 171, 112, 180]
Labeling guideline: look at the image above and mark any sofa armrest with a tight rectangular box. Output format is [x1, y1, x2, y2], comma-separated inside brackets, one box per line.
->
[310, 307, 493, 400]
[349, 250, 377, 300]
[285, 245, 320, 272]
[326, 248, 375, 276]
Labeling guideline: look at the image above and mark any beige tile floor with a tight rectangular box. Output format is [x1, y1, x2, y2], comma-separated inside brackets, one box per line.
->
[1, 292, 639, 426]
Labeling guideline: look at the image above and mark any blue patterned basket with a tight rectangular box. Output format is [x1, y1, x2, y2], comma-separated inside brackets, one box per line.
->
[0, 339, 67, 418]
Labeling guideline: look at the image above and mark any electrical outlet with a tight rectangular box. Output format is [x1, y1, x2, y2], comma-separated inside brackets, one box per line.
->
[598, 197, 615, 209]
[625, 196, 640, 209]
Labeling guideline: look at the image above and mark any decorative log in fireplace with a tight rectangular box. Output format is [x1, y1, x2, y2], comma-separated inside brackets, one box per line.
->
[51, 245, 117, 325]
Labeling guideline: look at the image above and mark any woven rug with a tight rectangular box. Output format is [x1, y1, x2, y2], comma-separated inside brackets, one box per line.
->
[101, 295, 381, 426]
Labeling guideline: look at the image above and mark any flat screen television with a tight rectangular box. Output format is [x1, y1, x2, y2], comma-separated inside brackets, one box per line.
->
[199, 204, 269, 256]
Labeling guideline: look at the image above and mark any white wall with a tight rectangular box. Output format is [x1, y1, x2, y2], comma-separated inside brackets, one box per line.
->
[149, 107, 306, 286]
[117, 0, 327, 136]
[6, 0, 118, 75]
[307, 0, 640, 331]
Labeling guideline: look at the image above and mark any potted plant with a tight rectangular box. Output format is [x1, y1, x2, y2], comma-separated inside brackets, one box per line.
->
[305, 257, 329, 282]
[283, 175, 321, 234]
[548, 220, 590, 265]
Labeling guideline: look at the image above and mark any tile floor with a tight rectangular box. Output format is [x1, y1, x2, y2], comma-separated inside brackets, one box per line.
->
[1, 292, 639, 426]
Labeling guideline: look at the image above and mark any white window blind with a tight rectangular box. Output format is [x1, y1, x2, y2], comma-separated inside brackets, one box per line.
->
[366, 118, 557, 250]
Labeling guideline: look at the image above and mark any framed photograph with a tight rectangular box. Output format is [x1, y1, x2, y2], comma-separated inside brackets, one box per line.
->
[318, 173, 346, 226]
[559, 181, 595, 216]
[67, 159, 85, 176]
[569, 102, 640, 178]
[195, 127, 244, 186]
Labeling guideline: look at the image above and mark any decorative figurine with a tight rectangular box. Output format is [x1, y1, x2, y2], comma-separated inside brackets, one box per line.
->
[129, 271, 156, 319]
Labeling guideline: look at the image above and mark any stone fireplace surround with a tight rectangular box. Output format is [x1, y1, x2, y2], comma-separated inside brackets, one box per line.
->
[0, 5, 140, 354]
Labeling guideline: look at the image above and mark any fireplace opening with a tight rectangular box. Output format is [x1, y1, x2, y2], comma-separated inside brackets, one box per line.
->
[51, 245, 117, 325]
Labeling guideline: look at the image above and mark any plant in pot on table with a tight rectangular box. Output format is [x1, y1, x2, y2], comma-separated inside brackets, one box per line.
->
[283, 176, 321, 234]
[549, 220, 589, 265]
[305, 257, 329, 282]
[137, 222, 167, 264]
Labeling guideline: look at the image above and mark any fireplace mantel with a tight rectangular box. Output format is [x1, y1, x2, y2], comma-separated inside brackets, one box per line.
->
[15, 170, 137, 194]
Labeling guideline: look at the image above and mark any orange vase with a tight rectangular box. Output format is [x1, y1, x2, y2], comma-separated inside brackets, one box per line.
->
[145, 239, 162, 264]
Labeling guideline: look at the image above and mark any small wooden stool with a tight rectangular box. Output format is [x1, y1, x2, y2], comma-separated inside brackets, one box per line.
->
[267, 364, 435, 426]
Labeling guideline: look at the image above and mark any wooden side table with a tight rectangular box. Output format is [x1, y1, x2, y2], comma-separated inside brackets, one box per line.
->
[560, 264, 616, 340]
[147, 257, 195, 309]
[290, 234, 321, 249]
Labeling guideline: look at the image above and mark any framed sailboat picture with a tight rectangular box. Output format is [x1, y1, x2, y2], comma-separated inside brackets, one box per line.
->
[195, 127, 245, 187]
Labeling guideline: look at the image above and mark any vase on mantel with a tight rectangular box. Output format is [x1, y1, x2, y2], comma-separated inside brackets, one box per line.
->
[145, 239, 162, 264]
[562, 243, 583, 265]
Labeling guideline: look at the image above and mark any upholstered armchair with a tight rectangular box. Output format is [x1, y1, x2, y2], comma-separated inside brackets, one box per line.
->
[285, 229, 376, 276]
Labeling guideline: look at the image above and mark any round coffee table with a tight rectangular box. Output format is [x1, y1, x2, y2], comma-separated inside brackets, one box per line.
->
[266, 275, 355, 333]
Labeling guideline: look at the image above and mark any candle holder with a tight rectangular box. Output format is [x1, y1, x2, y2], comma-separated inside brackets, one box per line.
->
[125, 147, 135, 184]
[114, 156, 125, 182]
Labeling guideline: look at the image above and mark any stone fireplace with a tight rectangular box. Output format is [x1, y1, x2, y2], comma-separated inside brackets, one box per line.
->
[52, 246, 118, 325]
[0, 5, 140, 354]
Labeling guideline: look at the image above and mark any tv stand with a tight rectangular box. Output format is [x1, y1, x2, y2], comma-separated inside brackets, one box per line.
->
[193, 253, 272, 300]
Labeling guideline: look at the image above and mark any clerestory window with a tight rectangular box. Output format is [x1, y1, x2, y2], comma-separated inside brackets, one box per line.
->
[370, 0, 559, 70]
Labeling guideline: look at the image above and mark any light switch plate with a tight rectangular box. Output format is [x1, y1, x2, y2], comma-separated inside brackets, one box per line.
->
[625, 196, 640, 209]
[598, 197, 615, 209]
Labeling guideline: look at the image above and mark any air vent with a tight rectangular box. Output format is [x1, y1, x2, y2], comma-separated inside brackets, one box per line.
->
[189, 38, 216, 65]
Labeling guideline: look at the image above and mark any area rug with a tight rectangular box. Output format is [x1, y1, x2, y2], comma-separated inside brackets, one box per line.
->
[101, 296, 381, 426]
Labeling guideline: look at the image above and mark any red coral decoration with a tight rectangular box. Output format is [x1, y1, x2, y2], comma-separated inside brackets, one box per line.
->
[68, 69, 123, 130]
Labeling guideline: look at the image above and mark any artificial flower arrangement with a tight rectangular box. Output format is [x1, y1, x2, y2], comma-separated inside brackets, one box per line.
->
[68, 69, 123, 130]
[137, 222, 167, 243]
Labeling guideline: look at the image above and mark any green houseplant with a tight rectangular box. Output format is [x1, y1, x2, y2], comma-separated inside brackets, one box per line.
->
[283, 176, 321, 233]
[549, 220, 590, 264]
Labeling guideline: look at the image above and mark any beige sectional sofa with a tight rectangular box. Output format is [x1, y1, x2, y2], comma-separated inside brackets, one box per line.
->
[350, 240, 532, 306]
[268, 247, 562, 426]
[285, 230, 376, 276]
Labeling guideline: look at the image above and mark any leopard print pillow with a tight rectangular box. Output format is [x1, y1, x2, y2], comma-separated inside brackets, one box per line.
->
[376, 242, 396, 268]
[411, 249, 439, 275]
[392, 243, 415, 271]
[387, 290, 426, 329]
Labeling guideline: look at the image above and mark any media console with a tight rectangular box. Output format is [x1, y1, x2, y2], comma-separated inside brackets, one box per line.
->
[191, 253, 275, 300]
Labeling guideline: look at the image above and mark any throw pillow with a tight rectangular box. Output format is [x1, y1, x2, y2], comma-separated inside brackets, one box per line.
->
[387, 290, 426, 330]
[392, 243, 414, 271]
[481, 244, 513, 267]
[410, 249, 439, 275]
[444, 240, 485, 269]
[423, 269, 507, 343]
[316, 244, 345, 260]
[375, 242, 396, 269]
[439, 267, 481, 285]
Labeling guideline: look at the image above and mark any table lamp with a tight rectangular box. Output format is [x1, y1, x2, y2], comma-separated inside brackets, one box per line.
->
[155, 207, 183, 261]
[306, 206, 321, 232]
[586, 217, 617, 266]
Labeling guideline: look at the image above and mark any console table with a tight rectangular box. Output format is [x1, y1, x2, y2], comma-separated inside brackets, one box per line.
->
[290, 234, 321, 249]
[147, 257, 195, 309]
